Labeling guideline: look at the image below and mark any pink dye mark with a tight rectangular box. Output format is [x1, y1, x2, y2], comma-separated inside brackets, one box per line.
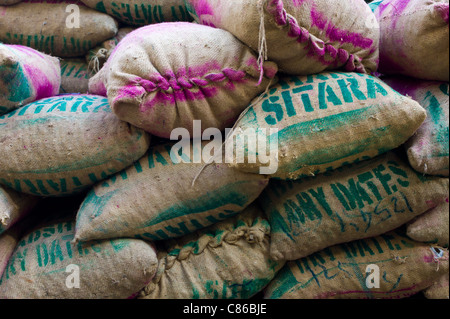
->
[435, 2, 449, 24]
[291, 0, 307, 7]
[192, 0, 217, 28]
[23, 64, 57, 100]
[426, 200, 439, 209]
[309, 5, 374, 49]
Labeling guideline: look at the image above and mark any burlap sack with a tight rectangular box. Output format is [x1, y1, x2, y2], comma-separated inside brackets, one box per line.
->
[0, 185, 38, 235]
[264, 230, 449, 299]
[407, 199, 449, 248]
[0, 0, 118, 58]
[259, 151, 449, 261]
[423, 273, 449, 299]
[375, 0, 449, 81]
[89, 22, 279, 138]
[383, 77, 449, 177]
[0, 44, 60, 115]
[185, 0, 379, 75]
[59, 58, 91, 94]
[225, 72, 427, 180]
[0, 218, 158, 299]
[0, 94, 150, 197]
[0, 227, 21, 279]
[138, 204, 285, 299]
[81, 0, 191, 26]
[0, 0, 22, 5]
[74, 141, 269, 243]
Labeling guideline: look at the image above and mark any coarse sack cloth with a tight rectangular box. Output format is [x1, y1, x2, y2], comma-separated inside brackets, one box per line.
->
[138, 204, 285, 299]
[258, 151, 449, 261]
[225, 71, 427, 180]
[0, 218, 158, 299]
[0, 0, 22, 4]
[0, 226, 22, 280]
[0, 0, 118, 58]
[374, 0, 449, 81]
[264, 230, 449, 299]
[59, 58, 91, 94]
[0, 94, 150, 197]
[185, 0, 379, 75]
[0, 185, 38, 235]
[423, 273, 449, 299]
[88, 22, 279, 139]
[407, 199, 449, 248]
[74, 141, 269, 243]
[383, 76, 449, 177]
[81, 0, 191, 26]
[0, 43, 60, 115]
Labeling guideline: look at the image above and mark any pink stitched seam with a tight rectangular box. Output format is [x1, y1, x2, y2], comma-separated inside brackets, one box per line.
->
[266, 0, 368, 73]
[131, 68, 248, 93]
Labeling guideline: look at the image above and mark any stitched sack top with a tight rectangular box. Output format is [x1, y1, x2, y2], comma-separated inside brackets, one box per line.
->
[185, 0, 379, 75]
[89, 22, 279, 138]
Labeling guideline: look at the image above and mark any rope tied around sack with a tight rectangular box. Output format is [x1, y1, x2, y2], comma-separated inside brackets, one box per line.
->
[88, 48, 109, 74]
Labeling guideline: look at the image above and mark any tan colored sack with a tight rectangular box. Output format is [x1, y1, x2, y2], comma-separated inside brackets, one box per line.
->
[424, 273, 449, 299]
[259, 151, 449, 261]
[375, 0, 449, 81]
[264, 231, 449, 299]
[0, 185, 38, 235]
[383, 77, 449, 177]
[0, 227, 21, 279]
[0, 218, 159, 299]
[0, 44, 60, 115]
[0, 94, 150, 197]
[186, 0, 379, 75]
[0, 0, 22, 5]
[138, 204, 285, 299]
[407, 199, 449, 248]
[226, 72, 426, 180]
[74, 141, 269, 243]
[0, 0, 118, 58]
[89, 22, 278, 138]
[81, 0, 191, 26]
[59, 58, 91, 94]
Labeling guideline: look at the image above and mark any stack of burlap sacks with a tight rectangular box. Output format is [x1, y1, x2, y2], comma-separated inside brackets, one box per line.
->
[0, 0, 448, 299]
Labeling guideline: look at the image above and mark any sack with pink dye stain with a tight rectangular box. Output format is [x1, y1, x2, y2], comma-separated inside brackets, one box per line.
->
[0, 44, 60, 115]
[185, 0, 379, 75]
[374, 0, 449, 81]
[89, 22, 278, 138]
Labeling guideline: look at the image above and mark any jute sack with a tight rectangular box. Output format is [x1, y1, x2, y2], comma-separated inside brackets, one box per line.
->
[185, 0, 379, 75]
[258, 151, 449, 261]
[0, 185, 38, 235]
[383, 77, 449, 177]
[225, 72, 427, 180]
[0, 44, 60, 115]
[0, 218, 159, 299]
[59, 58, 91, 94]
[407, 199, 449, 248]
[264, 230, 449, 299]
[74, 140, 269, 243]
[374, 0, 449, 81]
[0, 0, 22, 5]
[423, 273, 449, 299]
[81, 0, 191, 26]
[0, 0, 118, 58]
[138, 204, 285, 299]
[0, 94, 150, 197]
[88, 22, 279, 138]
[0, 227, 21, 279]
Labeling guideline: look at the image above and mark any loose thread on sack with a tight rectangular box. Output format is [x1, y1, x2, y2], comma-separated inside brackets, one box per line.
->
[191, 77, 274, 187]
[257, 0, 268, 86]
[88, 48, 108, 74]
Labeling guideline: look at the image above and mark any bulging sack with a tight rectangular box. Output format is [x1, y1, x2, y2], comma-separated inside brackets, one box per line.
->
[0, 218, 159, 299]
[185, 0, 379, 75]
[138, 204, 285, 299]
[407, 199, 449, 248]
[383, 77, 449, 177]
[74, 141, 269, 243]
[0, 44, 60, 115]
[0, 185, 38, 235]
[374, 0, 449, 81]
[225, 72, 427, 180]
[423, 273, 449, 299]
[89, 22, 278, 138]
[0, 226, 21, 279]
[0, 0, 118, 58]
[0, 0, 22, 5]
[80, 0, 191, 26]
[59, 58, 91, 94]
[0, 94, 150, 197]
[259, 151, 450, 261]
[264, 231, 449, 299]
